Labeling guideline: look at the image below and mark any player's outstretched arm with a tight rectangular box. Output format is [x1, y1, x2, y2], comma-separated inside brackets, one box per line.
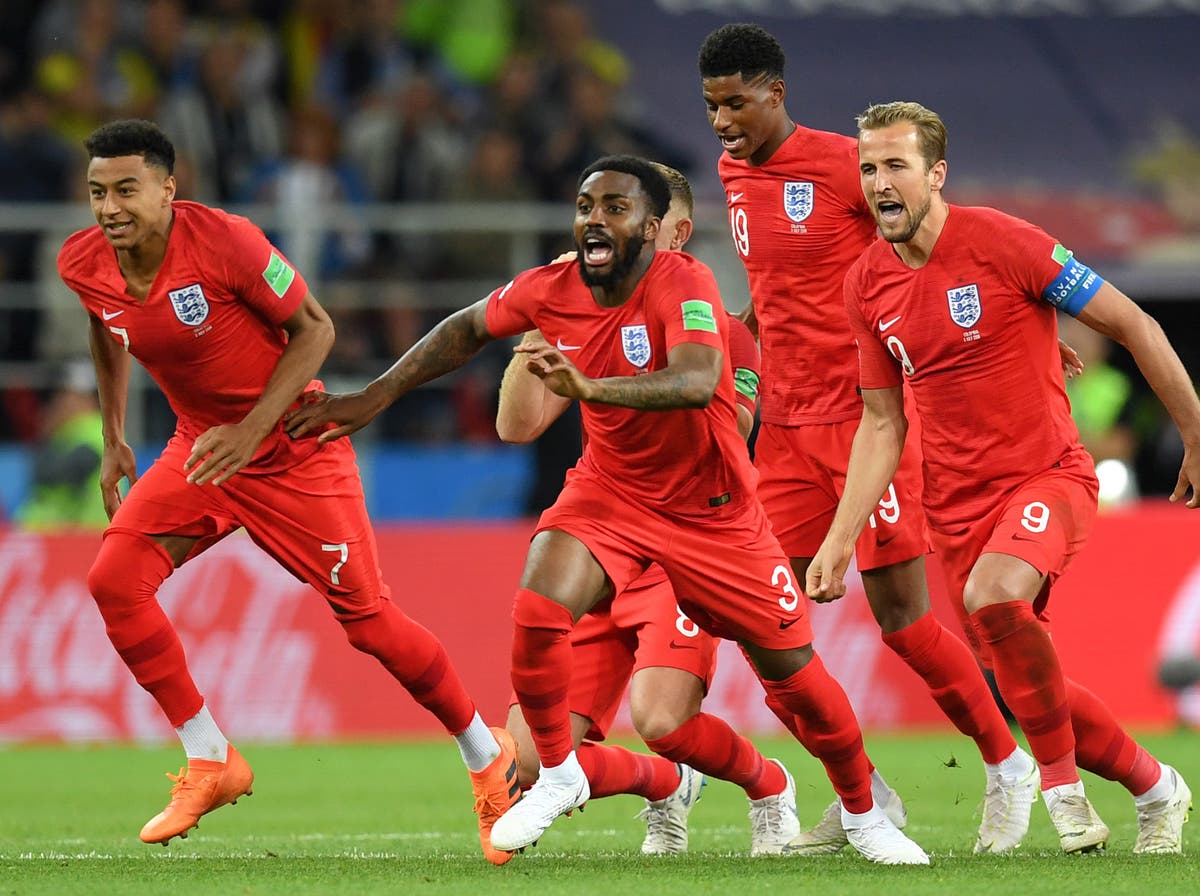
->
[287, 298, 495, 441]
[517, 340, 722, 410]
[89, 313, 137, 519]
[497, 330, 573, 444]
[808, 384, 908, 601]
[1075, 282, 1200, 507]
[187, 291, 335, 486]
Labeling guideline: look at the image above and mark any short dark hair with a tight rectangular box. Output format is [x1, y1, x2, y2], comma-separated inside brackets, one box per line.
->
[84, 119, 175, 174]
[577, 155, 671, 219]
[698, 23, 785, 82]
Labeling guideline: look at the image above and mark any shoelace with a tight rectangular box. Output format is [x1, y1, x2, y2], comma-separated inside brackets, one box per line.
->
[750, 795, 789, 838]
[1135, 800, 1175, 850]
[977, 779, 1010, 833]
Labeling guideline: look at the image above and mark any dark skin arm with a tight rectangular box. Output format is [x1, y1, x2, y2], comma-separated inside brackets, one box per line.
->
[185, 291, 334, 485]
[286, 298, 495, 442]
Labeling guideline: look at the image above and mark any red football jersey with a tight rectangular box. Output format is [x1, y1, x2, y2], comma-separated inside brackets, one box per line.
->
[486, 251, 756, 513]
[58, 201, 317, 473]
[845, 205, 1088, 530]
[719, 126, 877, 425]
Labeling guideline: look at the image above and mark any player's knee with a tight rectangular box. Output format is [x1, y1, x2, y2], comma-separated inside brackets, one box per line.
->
[632, 701, 696, 743]
[962, 569, 1025, 614]
[86, 532, 173, 618]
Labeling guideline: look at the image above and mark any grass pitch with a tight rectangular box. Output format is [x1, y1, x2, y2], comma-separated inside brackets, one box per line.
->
[1, 731, 1195, 895]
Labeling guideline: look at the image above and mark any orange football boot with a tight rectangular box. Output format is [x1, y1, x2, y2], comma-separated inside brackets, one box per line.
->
[469, 726, 522, 865]
[139, 744, 254, 845]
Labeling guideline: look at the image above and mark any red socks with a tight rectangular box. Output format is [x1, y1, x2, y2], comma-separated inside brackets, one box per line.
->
[340, 597, 476, 734]
[510, 588, 576, 767]
[883, 611, 1017, 764]
[645, 712, 785, 800]
[970, 601, 1077, 787]
[760, 653, 873, 812]
[578, 742, 679, 801]
[1067, 679, 1161, 796]
[87, 532, 202, 727]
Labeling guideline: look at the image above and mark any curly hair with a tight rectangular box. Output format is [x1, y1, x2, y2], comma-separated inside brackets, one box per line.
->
[578, 155, 671, 219]
[84, 119, 175, 174]
[698, 23, 785, 82]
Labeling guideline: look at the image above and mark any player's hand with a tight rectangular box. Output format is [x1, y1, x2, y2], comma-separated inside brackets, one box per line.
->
[805, 537, 855, 603]
[515, 340, 594, 400]
[184, 422, 269, 486]
[99, 441, 138, 520]
[1169, 442, 1200, 508]
[284, 389, 384, 443]
[1058, 339, 1084, 379]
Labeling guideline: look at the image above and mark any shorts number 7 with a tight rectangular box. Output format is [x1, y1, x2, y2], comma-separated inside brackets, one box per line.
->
[321, 542, 349, 585]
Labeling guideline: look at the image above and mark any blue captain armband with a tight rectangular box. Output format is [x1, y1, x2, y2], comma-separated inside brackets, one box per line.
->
[1042, 252, 1103, 316]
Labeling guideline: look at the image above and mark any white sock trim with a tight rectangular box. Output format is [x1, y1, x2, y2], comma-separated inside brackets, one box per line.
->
[174, 704, 228, 762]
[455, 713, 499, 772]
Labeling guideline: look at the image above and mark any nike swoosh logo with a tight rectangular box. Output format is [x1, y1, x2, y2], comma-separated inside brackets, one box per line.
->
[101, 308, 125, 321]
[779, 618, 801, 630]
[1011, 531, 1041, 542]
[729, 192, 744, 204]
[556, 338, 582, 352]
[668, 640, 697, 650]
[879, 315, 901, 332]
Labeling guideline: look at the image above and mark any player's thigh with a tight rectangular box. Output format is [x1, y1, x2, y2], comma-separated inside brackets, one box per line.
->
[844, 425, 930, 571]
[620, 573, 717, 693]
[663, 503, 812, 652]
[753, 421, 839, 559]
[227, 443, 388, 615]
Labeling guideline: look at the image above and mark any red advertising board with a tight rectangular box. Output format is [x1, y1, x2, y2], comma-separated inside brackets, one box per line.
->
[2, 505, 1198, 743]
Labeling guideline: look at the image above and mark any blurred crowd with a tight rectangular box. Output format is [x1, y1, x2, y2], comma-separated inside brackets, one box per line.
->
[0, 0, 691, 451]
[0, 1, 1191, 525]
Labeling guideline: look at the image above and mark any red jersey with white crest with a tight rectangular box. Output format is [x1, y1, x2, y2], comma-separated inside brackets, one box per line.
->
[719, 126, 877, 425]
[844, 205, 1091, 530]
[58, 201, 318, 473]
[485, 251, 754, 513]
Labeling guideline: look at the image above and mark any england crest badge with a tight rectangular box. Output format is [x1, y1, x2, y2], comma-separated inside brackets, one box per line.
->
[168, 283, 210, 326]
[783, 181, 813, 223]
[946, 283, 981, 328]
[621, 324, 651, 368]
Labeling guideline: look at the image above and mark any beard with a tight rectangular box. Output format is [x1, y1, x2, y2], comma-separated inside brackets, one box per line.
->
[578, 234, 646, 288]
[880, 195, 931, 244]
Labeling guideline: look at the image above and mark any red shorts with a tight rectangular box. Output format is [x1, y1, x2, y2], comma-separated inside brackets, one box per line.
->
[755, 418, 929, 570]
[933, 449, 1098, 666]
[107, 434, 388, 616]
[536, 472, 812, 650]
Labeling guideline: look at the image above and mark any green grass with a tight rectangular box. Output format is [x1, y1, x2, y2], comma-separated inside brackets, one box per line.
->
[0, 732, 1195, 895]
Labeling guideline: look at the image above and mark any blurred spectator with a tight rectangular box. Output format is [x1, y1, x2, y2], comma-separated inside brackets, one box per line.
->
[139, 0, 202, 95]
[158, 26, 285, 201]
[33, 0, 158, 145]
[192, 0, 281, 100]
[533, 0, 628, 111]
[442, 128, 538, 278]
[537, 64, 692, 201]
[314, 0, 433, 117]
[1130, 123, 1200, 267]
[15, 360, 107, 531]
[472, 51, 553, 188]
[240, 103, 371, 279]
[404, 0, 519, 86]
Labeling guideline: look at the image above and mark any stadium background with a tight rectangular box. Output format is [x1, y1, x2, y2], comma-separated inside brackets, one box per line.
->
[1, 0, 1199, 742]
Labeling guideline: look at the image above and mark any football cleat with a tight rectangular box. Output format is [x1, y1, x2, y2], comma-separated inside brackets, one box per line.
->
[1134, 765, 1191, 855]
[139, 745, 254, 845]
[974, 757, 1040, 854]
[748, 759, 800, 856]
[470, 726, 522, 865]
[490, 758, 589, 852]
[639, 763, 704, 855]
[785, 783, 907, 856]
[1047, 793, 1109, 854]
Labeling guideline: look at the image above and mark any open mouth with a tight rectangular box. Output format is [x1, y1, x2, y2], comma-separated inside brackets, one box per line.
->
[104, 222, 133, 237]
[583, 234, 614, 266]
[719, 134, 746, 153]
[876, 200, 905, 224]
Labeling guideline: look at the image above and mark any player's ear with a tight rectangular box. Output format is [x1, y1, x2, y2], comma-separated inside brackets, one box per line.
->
[162, 174, 177, 205]
[929, 159, 947, 193]
[644, 214, 661, 243]
[769, 78, 786, 108]
[671, 218, 694, 251]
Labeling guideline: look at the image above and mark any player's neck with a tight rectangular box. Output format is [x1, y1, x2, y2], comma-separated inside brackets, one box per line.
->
[749, 116, 796, 167]
[893, 198, 949, 269]
[117, 209, 175, 291]
[591, 251, 655, 308]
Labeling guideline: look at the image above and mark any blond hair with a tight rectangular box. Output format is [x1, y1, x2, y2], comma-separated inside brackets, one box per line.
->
[856, 101, 947, 171]
[650, 162, 694, 218]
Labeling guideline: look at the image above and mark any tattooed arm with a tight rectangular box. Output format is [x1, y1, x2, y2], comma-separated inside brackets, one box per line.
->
[516, 339, 723, 410]
[286, 299, 494, 441]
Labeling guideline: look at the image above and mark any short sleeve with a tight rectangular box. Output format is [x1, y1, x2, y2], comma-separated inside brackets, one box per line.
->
[224, 218, 309, 324]
[844, 265, 902, 389]
[484, 270, 539, 339]
[992, 215, 1102, 316]
[649, 256, 726, 354]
